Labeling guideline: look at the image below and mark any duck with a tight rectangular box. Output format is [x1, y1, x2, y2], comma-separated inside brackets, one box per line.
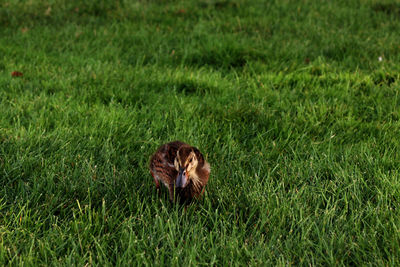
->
[149, 141, 210, 203]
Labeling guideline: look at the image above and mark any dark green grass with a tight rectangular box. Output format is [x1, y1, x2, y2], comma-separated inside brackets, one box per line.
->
[1, 0, 400, 265]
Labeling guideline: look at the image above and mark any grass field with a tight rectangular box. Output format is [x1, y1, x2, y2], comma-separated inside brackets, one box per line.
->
[1, 0, 400, 265]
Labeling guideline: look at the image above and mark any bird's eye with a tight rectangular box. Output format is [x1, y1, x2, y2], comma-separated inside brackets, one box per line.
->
[189, 158, 192, 163]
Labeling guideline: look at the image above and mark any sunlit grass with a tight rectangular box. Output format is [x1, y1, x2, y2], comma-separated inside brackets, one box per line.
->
[1, 0, 400, 265]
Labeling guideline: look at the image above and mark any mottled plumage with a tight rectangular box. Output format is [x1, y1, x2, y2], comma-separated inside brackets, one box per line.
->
[149, 141, 210, 203]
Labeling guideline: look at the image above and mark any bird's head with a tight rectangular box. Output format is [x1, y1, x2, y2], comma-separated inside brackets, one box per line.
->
[174, 146, 199, 188]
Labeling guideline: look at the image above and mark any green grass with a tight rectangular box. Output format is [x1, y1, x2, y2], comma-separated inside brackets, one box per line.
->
[1, 0, 400, 265]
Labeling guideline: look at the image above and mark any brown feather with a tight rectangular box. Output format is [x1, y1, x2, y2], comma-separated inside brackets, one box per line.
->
[149, 141, 210, 203]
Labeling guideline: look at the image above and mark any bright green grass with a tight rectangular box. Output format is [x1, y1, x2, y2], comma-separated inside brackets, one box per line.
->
[1, 0, 400, 265]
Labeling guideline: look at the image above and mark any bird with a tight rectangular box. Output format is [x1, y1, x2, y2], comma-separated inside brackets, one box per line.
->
[149, 141, 210, 203]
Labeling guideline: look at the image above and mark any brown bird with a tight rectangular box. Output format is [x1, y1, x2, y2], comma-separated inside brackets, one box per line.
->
[149, 141, 210, 203]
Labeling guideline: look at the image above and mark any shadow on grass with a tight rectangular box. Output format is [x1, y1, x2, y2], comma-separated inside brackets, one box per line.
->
[181, 47, 266, 70]
[372, 3, 400, 17]
[137, 79, 218, 96]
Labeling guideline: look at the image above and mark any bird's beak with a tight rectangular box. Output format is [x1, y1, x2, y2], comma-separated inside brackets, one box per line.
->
[176, 167, 188, 188]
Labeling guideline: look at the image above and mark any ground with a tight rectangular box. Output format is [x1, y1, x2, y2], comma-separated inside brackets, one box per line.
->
[0, 0, 400, 265]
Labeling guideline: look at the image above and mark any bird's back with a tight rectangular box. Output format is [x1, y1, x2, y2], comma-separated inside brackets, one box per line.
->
[149, 141, 186, 185]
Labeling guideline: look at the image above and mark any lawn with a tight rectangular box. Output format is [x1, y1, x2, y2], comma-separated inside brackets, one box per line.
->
[1, 0, 400, 265]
